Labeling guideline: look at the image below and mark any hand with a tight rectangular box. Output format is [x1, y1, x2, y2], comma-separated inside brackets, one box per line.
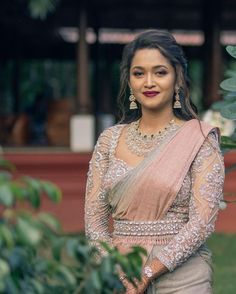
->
[123, 275, 150, 294]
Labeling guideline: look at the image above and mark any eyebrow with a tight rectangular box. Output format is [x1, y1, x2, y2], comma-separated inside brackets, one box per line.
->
[131, 65, 169, 70]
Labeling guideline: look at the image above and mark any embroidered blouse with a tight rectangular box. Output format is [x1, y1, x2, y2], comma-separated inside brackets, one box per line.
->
[84, 123, 225, 272]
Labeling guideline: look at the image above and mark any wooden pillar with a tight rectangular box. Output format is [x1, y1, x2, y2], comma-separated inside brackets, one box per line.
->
[100, 50, 113, 114]
[202, 0, 222, 108]
[93, 25, 100, 115]
[76, 7, 92, 114]
[96, 45, 115, 136]
[70, 5, 95, 152]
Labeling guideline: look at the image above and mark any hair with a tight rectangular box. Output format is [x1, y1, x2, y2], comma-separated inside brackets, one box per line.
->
[117, 29, 199, 123]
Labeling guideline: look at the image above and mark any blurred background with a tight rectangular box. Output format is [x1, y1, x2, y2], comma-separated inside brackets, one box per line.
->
[0, 1, 236, 292]
[0, 1, 236, 229]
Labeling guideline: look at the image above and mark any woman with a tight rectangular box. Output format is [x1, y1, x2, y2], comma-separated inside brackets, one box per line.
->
[85, 30, 225, 293]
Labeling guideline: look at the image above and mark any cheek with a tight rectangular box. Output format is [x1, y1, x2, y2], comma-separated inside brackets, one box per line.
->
[129, 77, 137, 89]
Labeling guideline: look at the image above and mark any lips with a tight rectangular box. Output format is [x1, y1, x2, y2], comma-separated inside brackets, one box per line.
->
[143, 91, 160, 97]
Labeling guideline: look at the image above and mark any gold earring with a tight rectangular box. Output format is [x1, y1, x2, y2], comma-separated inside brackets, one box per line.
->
[129, 88, 138, 110]
[173, 87, 181, 109]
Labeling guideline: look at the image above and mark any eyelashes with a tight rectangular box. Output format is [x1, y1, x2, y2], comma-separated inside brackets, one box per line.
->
[132, 70, 168, 77]
[133, 71, 143, 76]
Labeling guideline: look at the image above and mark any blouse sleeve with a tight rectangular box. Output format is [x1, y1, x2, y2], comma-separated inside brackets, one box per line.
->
[155, 131, 225, 272]
[84, 128, 112, 250]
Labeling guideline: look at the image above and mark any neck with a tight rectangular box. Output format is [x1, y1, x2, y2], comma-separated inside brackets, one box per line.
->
[139, 109, 175, 134]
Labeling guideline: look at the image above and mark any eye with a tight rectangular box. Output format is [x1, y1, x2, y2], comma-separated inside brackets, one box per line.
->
[155, 70, 168, 76]
[133, 71, 143, 77]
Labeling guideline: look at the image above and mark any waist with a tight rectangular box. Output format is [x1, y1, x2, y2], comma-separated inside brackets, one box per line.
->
[113, 218, 187, 237]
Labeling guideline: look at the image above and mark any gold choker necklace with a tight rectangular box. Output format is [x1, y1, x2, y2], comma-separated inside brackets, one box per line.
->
[125, 119, 178, 157]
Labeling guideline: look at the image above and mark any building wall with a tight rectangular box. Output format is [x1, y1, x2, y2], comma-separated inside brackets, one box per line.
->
[4, 151, 236, 233]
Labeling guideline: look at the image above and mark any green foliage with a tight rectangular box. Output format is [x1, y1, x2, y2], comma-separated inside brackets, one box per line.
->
[217, 46, 236, 121]
[27, 0, 60, 20]
[211, 45, 236, 149]
[226, 46, 236, 59]
[207, 233, 236, 294]
[0, 158, 146, 293]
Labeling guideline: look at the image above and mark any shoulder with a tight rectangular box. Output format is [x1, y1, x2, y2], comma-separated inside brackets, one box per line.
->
[95, 123, 127, 150]
[98, 123, 127, 140]
[192, 123, 223, 169]
[185, 119, 220, 140]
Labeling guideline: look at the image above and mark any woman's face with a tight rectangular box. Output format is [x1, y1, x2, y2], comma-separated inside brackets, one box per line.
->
[129, 48, 177, 114]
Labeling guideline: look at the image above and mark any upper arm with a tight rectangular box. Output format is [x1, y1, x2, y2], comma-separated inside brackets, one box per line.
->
[190, 131, 225, 226]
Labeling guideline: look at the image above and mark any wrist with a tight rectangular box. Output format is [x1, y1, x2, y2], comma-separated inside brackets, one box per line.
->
[143, 265, 155, 282]
[143, 258, 168, 282]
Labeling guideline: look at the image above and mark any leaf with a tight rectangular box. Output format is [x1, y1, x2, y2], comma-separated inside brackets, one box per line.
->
[0, 281, 5, 293]
[211, 100, 228, 111]
[220, 101, 236, 119]
[221, 136, 236, 149]
[38, 212, 61, 232]
[34, 259, 51, 273]
[226, 45, 236, 59]
[41, 181, 62, 203]
[8, 247, 28, 269]
[220, 77, 236, 92]
[31, 279, 45, 294]
[16, 217, 42, 246]
[102, 257, 112, 274]
[57, 265, 76, 286]
[224, 92, 236, 101]
[0, 184, 14, 207]
[100, 241, 113, 253]
[22, 176, 42, 208]
[9, 183, 27, 201]
[28, 189, 41, 209]
[0, 258, 10, 278]
[28, 0, 60, 20]
[4, 277, 19, 294]
[90, 270, 102, 291]
[0, 224, 14, 248]
[51, 237, 66, 261]
[66, 238, 79, 258]
[23, 176, 42, 192]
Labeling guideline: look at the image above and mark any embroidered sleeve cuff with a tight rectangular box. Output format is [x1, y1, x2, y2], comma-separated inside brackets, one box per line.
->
[155, 252, 176, 272]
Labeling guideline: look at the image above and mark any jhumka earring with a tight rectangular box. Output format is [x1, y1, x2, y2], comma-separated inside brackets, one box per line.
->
[173, 87, 182, 109]
[129, 88, 138, 110]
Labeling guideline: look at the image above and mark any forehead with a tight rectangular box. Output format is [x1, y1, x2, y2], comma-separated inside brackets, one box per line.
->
[131, 48, 172, 68]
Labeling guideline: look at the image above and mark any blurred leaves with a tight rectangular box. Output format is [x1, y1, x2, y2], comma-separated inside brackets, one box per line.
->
[226, 45, 236, 59]
[0, 158, 145, 293]
[220, 78, 236, 93]
[211, 45, 236, 150]
[27, 0, 61, 20]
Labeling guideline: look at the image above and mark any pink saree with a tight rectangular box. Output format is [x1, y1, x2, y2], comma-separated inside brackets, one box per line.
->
[85, 118, 225, 293]
[109, 119, 217, 221]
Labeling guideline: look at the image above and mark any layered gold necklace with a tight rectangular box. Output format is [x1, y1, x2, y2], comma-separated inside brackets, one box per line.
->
[125, 118, 178, 157]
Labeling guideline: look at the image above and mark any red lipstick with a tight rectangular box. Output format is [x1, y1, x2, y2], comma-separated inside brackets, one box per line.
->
[143, 91, 160, 97]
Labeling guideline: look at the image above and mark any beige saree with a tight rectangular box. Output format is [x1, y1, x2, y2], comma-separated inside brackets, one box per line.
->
[85, 119, 225, 293]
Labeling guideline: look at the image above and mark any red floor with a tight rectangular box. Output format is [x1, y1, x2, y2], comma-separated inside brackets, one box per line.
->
[3, 150, 236, 233]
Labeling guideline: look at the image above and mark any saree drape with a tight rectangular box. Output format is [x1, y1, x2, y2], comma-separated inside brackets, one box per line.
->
[85, 118, 225, 293]
[109, 119, 217, 222]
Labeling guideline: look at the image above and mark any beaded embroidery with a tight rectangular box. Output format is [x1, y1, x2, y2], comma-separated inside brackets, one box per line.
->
[85, 125, 225, 272]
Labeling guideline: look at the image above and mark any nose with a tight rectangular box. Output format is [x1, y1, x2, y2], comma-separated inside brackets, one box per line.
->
[144, 73, 155, 88]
